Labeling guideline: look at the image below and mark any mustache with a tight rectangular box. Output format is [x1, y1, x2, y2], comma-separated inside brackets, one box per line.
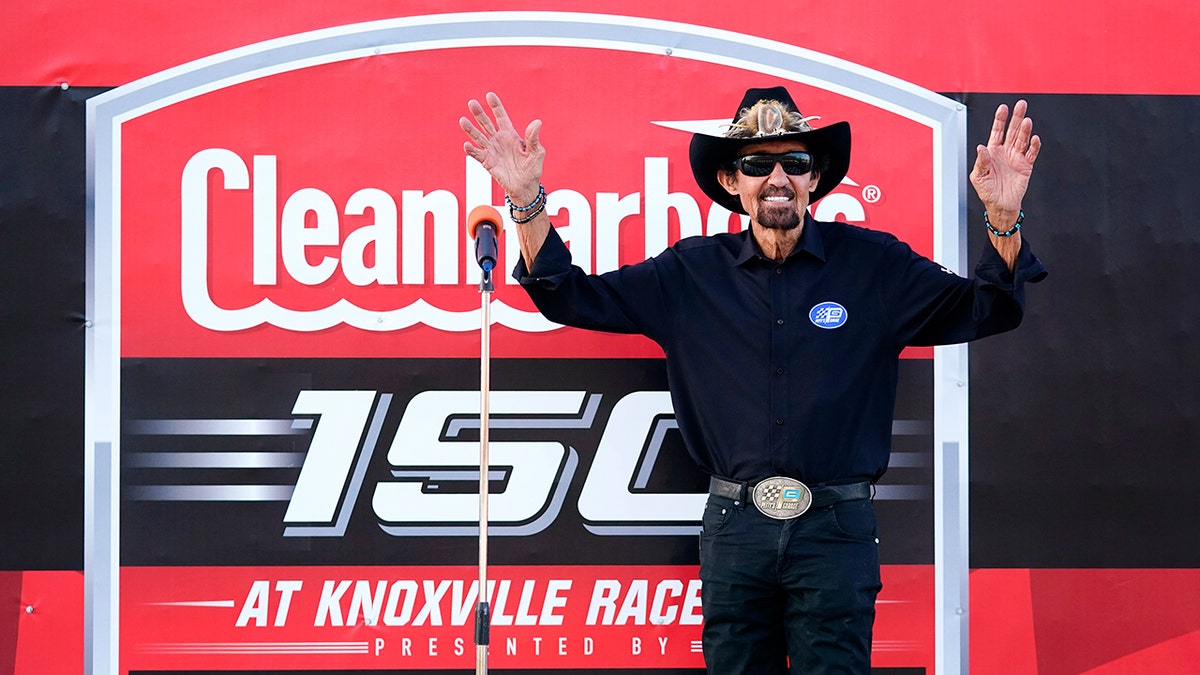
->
[759, 187, 796, 200]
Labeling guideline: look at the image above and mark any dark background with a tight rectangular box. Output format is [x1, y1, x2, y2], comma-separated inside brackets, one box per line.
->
[116, 357, 932, 566]
[2, 86, 1199, 571]
[962, 93, 1200, 568]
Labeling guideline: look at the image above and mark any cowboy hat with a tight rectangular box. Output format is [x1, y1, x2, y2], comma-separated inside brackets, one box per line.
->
[689, 86, 851, 215]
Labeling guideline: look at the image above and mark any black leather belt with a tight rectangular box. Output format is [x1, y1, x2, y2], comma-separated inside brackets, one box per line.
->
[710, 476, 871, 510]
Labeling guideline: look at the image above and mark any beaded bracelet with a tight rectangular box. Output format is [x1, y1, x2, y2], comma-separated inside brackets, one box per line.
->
[506, 184, 546, 212]
[984, 210, 1023, 237]
[511, 199, 547, 225]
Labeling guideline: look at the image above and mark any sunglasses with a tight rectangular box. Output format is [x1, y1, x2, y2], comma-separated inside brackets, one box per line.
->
[731, 151, 815, 177]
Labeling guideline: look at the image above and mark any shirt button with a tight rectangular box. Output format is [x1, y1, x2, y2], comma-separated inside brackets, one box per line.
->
[776, 367, 785, 375]
[775, 418, 784, 425]
[776, 318, 784, 325]
[775, 267, 783, 275]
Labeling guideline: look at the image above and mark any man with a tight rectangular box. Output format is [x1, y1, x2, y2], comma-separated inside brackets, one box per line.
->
[461, 86, 1045, 673]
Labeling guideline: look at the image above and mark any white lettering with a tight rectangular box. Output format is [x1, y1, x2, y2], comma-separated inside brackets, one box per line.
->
[578, 391, 707, 524]
[343, 188, 399, 285]
[281, 187, 340, 284]
[283, 390, 376, 525]
[383, 579, 418, 626]
[235, 580, 270, 627]
[541, 580, 571, 626]
[371, 391, 579, 529]
[512, 580, 539, 626]
[413, 580, 451, 626]
[181, 149, 868, 333]
[595, 191, 640, 272]
[285, 387, 724, 536]
[252, 155, 277, 284]
[549, 189, 594, 274]
[450, 579, 480, 626]
[650, 579, 683, 624]
[586, 580, 622, 625]
[681, 579, 704, 625]
[400, 189, 459, 284]
[234, 576, 300, 624]
[585, 578, 698, 627]
[491, 579, 513, 626]
[645, 157, 702, 254]
[315, 580, 351, 626]
[274, 580, 302, 627]
[180, 148, 248, 327]
[814, 190, 866, 224]
[348, 580, 387, 626]
[616, 579, 648, 625]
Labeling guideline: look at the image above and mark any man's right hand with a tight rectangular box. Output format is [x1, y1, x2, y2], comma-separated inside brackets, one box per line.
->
[460, 92, 545, 206]
[460, 92, 551, 268]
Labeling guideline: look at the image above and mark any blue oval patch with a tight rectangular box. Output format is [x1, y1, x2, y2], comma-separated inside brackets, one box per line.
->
[809, 301, 848, 329]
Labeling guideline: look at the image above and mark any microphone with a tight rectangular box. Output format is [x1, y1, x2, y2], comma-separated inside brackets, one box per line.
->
[467, 204, 504, 272]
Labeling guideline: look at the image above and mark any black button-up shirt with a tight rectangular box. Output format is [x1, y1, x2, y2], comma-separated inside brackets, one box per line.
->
[515, 214, 1046, 485]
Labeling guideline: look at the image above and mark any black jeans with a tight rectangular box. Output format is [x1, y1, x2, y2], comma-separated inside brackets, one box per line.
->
[699, 492, 882, 674]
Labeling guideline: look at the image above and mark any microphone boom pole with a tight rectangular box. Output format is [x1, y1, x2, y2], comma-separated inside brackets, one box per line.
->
[467, 204, 504, 675]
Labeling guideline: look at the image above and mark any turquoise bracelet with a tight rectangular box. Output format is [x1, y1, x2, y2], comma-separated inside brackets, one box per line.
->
[506, 184, 545, 212]
[984, 210, 1023, 237]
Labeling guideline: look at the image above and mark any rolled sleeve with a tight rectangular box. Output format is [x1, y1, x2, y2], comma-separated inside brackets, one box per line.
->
[892, 235, 1047, 346]
[975, 236, 1049, 292]
[511, 226, 671, 338]
[512, 226, 574, 290]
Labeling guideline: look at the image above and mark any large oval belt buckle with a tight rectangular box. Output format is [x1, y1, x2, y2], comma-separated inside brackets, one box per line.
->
[752, 476, 813, 520]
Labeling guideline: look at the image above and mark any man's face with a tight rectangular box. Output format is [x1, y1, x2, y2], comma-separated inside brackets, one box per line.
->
[718, 140, 821, 231]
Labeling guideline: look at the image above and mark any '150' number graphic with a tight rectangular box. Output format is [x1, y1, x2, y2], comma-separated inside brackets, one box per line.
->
[282, 390, 706, 538]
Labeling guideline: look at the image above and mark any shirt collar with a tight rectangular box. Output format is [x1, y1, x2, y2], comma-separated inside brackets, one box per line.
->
[733, 213, 827, 266]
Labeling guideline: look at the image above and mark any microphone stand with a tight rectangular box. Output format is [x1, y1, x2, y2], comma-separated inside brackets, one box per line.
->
[466, 204, 502, 674]
[475, 254, 494, 675]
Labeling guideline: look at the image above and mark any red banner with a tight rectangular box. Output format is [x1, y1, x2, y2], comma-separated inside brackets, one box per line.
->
[4, 2, 1198, 95]
[118, 43, 932, 359]
[121, 564, 933, 672]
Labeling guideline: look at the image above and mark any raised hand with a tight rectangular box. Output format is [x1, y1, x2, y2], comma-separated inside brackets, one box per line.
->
[969, 100, 1041, 223]
[460, 92, 545, 206]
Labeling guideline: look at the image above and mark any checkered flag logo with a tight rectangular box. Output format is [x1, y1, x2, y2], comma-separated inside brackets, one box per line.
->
[813, 306, 844, 324]
[753, 477, 813, 519]
[808, 301, 848, 329]
[760, 484, 783, 501]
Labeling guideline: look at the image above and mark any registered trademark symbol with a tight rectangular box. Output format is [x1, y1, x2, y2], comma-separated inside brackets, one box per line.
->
[862, 185, 882, 203]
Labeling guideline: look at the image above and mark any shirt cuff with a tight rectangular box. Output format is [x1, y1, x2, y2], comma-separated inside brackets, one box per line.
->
[976, 236, 1048, 290]
[512, 226, 575, 289]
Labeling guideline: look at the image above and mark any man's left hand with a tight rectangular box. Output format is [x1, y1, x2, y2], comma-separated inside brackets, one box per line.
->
[969, 99, 1041, 226]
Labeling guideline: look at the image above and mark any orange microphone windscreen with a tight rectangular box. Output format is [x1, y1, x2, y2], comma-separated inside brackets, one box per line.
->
[467, 204, 504, 238]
